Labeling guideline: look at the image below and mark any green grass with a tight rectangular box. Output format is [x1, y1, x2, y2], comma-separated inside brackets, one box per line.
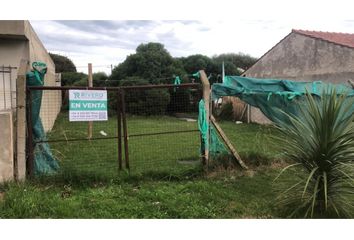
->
[47, 113, 201, 176]
[0, 113, 294, 218]
[0, 168, 292, 218]
[218, 121, 281, 166]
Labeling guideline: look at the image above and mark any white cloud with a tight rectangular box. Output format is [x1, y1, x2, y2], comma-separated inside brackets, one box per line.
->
[30, 19, 354, 74]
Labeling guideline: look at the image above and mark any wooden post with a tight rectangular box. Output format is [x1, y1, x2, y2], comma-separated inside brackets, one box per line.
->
[88, 63, 93, 139]
[16, 59, 29, 180]
[210, 115, 248, 169]
[199, 70, 210, 167]
[348, 79, 354, 89]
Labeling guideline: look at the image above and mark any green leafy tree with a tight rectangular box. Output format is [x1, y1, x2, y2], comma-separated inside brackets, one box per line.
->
[212, 53, 257, 75]
[111, 42, 185, 84]
[275, 88, 354, 218]
[179, 54, 221, 83]
[49, 53, 77, 73]
[179, 54, 215, 74]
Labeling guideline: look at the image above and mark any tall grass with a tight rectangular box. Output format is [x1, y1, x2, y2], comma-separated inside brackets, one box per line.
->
[275, 88, 354, 218]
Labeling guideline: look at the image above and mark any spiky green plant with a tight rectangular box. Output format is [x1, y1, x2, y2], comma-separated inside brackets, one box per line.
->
[275, 87, 354, 218]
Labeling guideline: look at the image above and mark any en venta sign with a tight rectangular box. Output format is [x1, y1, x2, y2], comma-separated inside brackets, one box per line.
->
[69, 90, 108, 121]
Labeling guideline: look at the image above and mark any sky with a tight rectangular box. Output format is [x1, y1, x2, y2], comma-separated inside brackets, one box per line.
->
[30, 19, 354, 75]
[1, 0, 350, 75]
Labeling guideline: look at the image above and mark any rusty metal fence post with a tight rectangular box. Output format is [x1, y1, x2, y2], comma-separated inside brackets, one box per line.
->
[120, 89, 130, 170]
[117, 90, 122, 171]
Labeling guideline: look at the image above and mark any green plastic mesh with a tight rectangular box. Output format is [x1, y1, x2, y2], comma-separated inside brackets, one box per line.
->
[213, 75, 354, 124]
[27, 62, 59, 175]
[198, 99, 228, 158]
[198, 75, 354, 162]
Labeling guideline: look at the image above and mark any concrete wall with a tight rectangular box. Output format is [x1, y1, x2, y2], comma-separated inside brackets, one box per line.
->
[243, 32, 354, 124]
[0, 20, 61, 182]
[0, 111, 13, 182]
[0, 20, 60, 132]
[0, 21, 26, 38]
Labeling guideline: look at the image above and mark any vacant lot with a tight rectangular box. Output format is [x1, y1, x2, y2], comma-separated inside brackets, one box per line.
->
[0, 114, 292, 218]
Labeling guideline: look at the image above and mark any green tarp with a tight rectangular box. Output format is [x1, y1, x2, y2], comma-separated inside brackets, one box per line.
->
[198, 99, 228, 158]
[212, 75, 354, 124]
[27, 62, 59, 175]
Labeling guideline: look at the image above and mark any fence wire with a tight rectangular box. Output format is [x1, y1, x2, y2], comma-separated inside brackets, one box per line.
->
[0, 66, 16, 111]
[123, 86, 201, 174]
[27, 84, 202, 178]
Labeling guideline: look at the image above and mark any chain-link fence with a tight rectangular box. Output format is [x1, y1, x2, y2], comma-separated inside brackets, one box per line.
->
[27, 84, 202, 178]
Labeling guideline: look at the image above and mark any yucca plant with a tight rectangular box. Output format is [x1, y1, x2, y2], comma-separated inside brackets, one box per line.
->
[275, 87, 354, 218]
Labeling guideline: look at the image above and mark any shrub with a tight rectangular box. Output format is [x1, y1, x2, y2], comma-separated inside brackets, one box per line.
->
[144, 89, 170, 115]
[107, 78, 171, 116]
[61, 72, 87, 86]
[275, 88, 354, 218]
[167, 88, 192, 113]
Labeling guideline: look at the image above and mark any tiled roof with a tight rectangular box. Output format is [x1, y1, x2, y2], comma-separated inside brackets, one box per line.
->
[292, 29, 354, 48]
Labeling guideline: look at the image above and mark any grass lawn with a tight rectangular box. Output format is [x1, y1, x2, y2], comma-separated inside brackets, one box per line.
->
[0, 113, 293, 218]
[46, 113, 201, 176]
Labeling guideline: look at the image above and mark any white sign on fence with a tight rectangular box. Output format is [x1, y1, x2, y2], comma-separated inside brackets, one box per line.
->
[69, 90, 108, 121]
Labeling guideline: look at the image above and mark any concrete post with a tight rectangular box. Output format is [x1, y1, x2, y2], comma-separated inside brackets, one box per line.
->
[15, 59, 28, 180]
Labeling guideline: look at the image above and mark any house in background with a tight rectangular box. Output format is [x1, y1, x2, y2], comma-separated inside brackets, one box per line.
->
[0, 20, 61, 182]
[241, 29, 354, 124]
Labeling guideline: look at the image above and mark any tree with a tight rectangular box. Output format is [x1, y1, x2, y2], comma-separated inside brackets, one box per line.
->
[111, 42, 185, 84]
[49, 53, 77, 73]
[179, 54, 220, 83]
[212, 53, 257, 75]
[110, 42, 257, 85]
[179, 54, 214, 74]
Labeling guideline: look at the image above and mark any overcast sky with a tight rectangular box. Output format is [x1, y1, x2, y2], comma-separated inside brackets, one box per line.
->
[26, 1, 354, 75]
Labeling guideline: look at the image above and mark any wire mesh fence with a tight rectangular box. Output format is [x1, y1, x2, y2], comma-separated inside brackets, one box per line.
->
[123, 86, 201, 174]
[27, 84, 202, 178]
[0, 65, 16, 111]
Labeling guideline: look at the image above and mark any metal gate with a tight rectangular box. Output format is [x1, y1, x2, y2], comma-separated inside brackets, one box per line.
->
[26, 83, 202, 178]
